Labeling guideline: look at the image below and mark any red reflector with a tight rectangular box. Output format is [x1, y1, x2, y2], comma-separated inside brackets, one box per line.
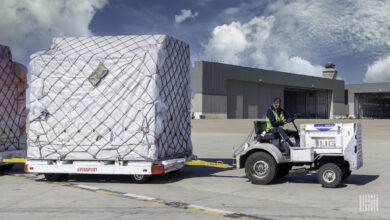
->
[143, 169, 147, 172]
[152, 164, 164, 175]
[30, 167, 34, 170]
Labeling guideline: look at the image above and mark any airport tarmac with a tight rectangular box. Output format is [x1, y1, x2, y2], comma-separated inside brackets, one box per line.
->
[0, 119, 389, 220]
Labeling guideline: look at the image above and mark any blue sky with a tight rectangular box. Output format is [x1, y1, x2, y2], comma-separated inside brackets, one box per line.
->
[1, 0, 390, 84]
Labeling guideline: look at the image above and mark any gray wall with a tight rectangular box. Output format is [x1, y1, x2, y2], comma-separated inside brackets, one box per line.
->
[200, 61, 344, 102]
[191, 62, 203, 113]
[227, 80, 284, 118]
[192, 61, 345, 118]
[191, 61, 203, 94]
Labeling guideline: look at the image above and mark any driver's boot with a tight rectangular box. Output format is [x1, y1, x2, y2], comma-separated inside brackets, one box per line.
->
[282, 140, 292, 157]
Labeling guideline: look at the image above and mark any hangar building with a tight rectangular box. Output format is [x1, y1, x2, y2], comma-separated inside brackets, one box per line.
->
[191, 61, 346, 119]
[346, 83, 390, 119]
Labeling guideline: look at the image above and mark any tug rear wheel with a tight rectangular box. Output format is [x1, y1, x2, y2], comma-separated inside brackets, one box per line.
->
[318, 163, 342, 188]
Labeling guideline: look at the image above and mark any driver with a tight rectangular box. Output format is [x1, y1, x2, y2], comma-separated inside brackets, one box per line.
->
[266, 97, 300, 148]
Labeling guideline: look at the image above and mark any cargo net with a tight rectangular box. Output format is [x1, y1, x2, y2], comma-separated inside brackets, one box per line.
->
[0, 45, 27, 153]
[29, 35, 193, 161]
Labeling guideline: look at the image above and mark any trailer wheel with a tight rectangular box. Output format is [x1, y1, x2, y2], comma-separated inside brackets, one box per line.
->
[317, 163, 342, 188]
[44, 173, 68, 181]
[245, 152, 277, 185]
[0, 164, 14, 171]
[277, 164, 292, 178]
[130, 174, 150, 184]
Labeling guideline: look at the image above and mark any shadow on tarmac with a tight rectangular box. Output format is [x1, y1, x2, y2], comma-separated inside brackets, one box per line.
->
[2, 160, 380, 187]
[274, 173, 379, 187]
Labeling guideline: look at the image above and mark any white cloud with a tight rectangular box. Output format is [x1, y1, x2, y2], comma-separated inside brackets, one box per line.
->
[204, 16, 323, 77]
[204, 16, 273, 66]
[0, 0, 108, 60]
[175, 9, 199, 24]
[209, 0, 390, 80]
[204, 21, 249, 64]
[273, 52, 323, 77]
[263, 0, 390, 58]
[364, 56, 390, 83]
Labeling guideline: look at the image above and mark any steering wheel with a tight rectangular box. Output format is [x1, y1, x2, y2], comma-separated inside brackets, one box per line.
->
[285, 117, 295, 123]
[285, 113, 299, 134]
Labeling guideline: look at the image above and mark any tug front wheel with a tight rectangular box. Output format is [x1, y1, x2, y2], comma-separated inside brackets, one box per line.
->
[245, 152, 277, 185]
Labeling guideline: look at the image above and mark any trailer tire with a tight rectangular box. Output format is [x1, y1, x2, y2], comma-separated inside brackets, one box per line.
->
[277, 164, 292, 178]
[130, 174, 150, 184]
[245, 152, 277, 185]
[318, 163, 342, 188]
[44, 173, 68, 181]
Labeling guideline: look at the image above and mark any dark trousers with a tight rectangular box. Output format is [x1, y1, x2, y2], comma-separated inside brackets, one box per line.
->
[270, 127, 300, 146]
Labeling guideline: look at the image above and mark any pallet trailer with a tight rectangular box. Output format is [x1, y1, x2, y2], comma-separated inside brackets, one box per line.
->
[2, 154, 235, 182]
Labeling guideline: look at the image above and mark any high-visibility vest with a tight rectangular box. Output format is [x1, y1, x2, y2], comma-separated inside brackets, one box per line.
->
[266, 109, 286, 132]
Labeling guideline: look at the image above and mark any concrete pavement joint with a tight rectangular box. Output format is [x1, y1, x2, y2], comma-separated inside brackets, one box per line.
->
[9, 173, 272, 220]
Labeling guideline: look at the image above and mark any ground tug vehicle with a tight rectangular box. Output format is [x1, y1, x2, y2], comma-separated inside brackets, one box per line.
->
[234, 117, 363, 188]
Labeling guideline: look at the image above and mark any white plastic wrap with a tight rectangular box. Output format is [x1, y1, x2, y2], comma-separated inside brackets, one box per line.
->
[0, 45, 28, 159]
[28, 35, 192, 161]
